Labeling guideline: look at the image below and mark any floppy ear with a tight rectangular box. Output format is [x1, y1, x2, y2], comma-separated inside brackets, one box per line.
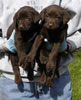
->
[13, 12, 18, 28]
[63, 10, 70, 24]
[33, 11, 40, 24]
[40, 8, 46, 22]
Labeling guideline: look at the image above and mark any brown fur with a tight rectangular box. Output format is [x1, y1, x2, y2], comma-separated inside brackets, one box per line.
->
[7, 6, 40, 83]
[25, 5, 70, 87]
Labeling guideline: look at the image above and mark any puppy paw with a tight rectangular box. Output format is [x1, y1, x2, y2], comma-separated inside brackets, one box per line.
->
[25, 53, 35, 63]
[40, 72, 46, 85]
[47, 80, 54, 88]
[22, 54, 35, 70]
[18, 56, 25, 66]
[15, 75, 22, 84]
[46, 60, 56, 72]
[46, 78, 54, 88]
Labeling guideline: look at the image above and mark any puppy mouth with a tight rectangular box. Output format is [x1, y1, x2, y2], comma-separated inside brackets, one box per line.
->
[20, 28, 28, 31]
[45, 26, 58, 30]
[18, 26, 31, 31]
[45, 24, 60, 30]
[44, 23, 58, 30]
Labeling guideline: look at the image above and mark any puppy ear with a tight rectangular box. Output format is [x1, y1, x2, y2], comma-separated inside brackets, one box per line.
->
[40, 8, 46, 22]
[13, 12, 18, 28]
[33, 11, 40, 24]
[63, 10, 70, 24]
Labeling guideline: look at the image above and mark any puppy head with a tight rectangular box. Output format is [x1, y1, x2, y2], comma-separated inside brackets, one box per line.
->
[40, 5, 70, 30]
[13, 6, 40, 31]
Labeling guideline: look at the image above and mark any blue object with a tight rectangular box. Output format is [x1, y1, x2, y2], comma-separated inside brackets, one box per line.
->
[5, 30, 17, 53]
[5, 29, 67, 53]
[44, 37, 67, 52]
[0, 71, 72, 100]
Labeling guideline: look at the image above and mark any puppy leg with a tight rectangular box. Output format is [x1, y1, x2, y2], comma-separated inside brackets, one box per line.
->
[24, 34, 44, 66]
[25, 61, 35, 81]
[10, 54, 22, 83]
[46, 76, 54, 88]
[36, 55, 47, 85]
[22, 34, 44, 80]
[46, 42, 61, 87]
[39, 64, 47, 85]
[40, 71, 46, 85]
[40, 49, 48, 64]
[46, 61, 56, 88]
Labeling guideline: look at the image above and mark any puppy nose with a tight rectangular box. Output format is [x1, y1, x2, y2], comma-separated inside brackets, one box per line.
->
[49, 23, 53, 27]
[19, 25, 23, 30]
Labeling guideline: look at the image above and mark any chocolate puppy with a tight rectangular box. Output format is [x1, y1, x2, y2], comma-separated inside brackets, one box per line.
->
[26, 5, 70, 87]
[7, 6, 40, 83]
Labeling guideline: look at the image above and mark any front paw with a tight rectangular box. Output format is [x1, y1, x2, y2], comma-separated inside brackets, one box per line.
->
[40, 72, 46, 85]
[19, 56, 25, 66]
[15, 74, 22, 84]
[23, 58, 35, 71]
[25, 53, 35, 63]
[46, 77, 54, 88]
[46, 59, 56, 71]
[46, 62, 53, 72]
[22, 54, 34, 69]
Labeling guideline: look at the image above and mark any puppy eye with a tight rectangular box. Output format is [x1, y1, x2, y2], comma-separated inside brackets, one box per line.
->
[56, 16, 61, 19]
[26, 17, 31, 20]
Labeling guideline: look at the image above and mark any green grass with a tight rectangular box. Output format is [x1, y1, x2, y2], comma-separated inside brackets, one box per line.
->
[68, 51, 81, 100]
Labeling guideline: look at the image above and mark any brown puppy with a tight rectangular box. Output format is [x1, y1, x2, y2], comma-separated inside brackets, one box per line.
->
[7, 6, 40, 83]
[26, 5, 70, 87]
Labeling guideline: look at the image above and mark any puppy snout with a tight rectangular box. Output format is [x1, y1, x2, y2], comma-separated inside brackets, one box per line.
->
[19, 24, 24, 30]
[19, 24, 23, 29]
[49, 23, 53, 27]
